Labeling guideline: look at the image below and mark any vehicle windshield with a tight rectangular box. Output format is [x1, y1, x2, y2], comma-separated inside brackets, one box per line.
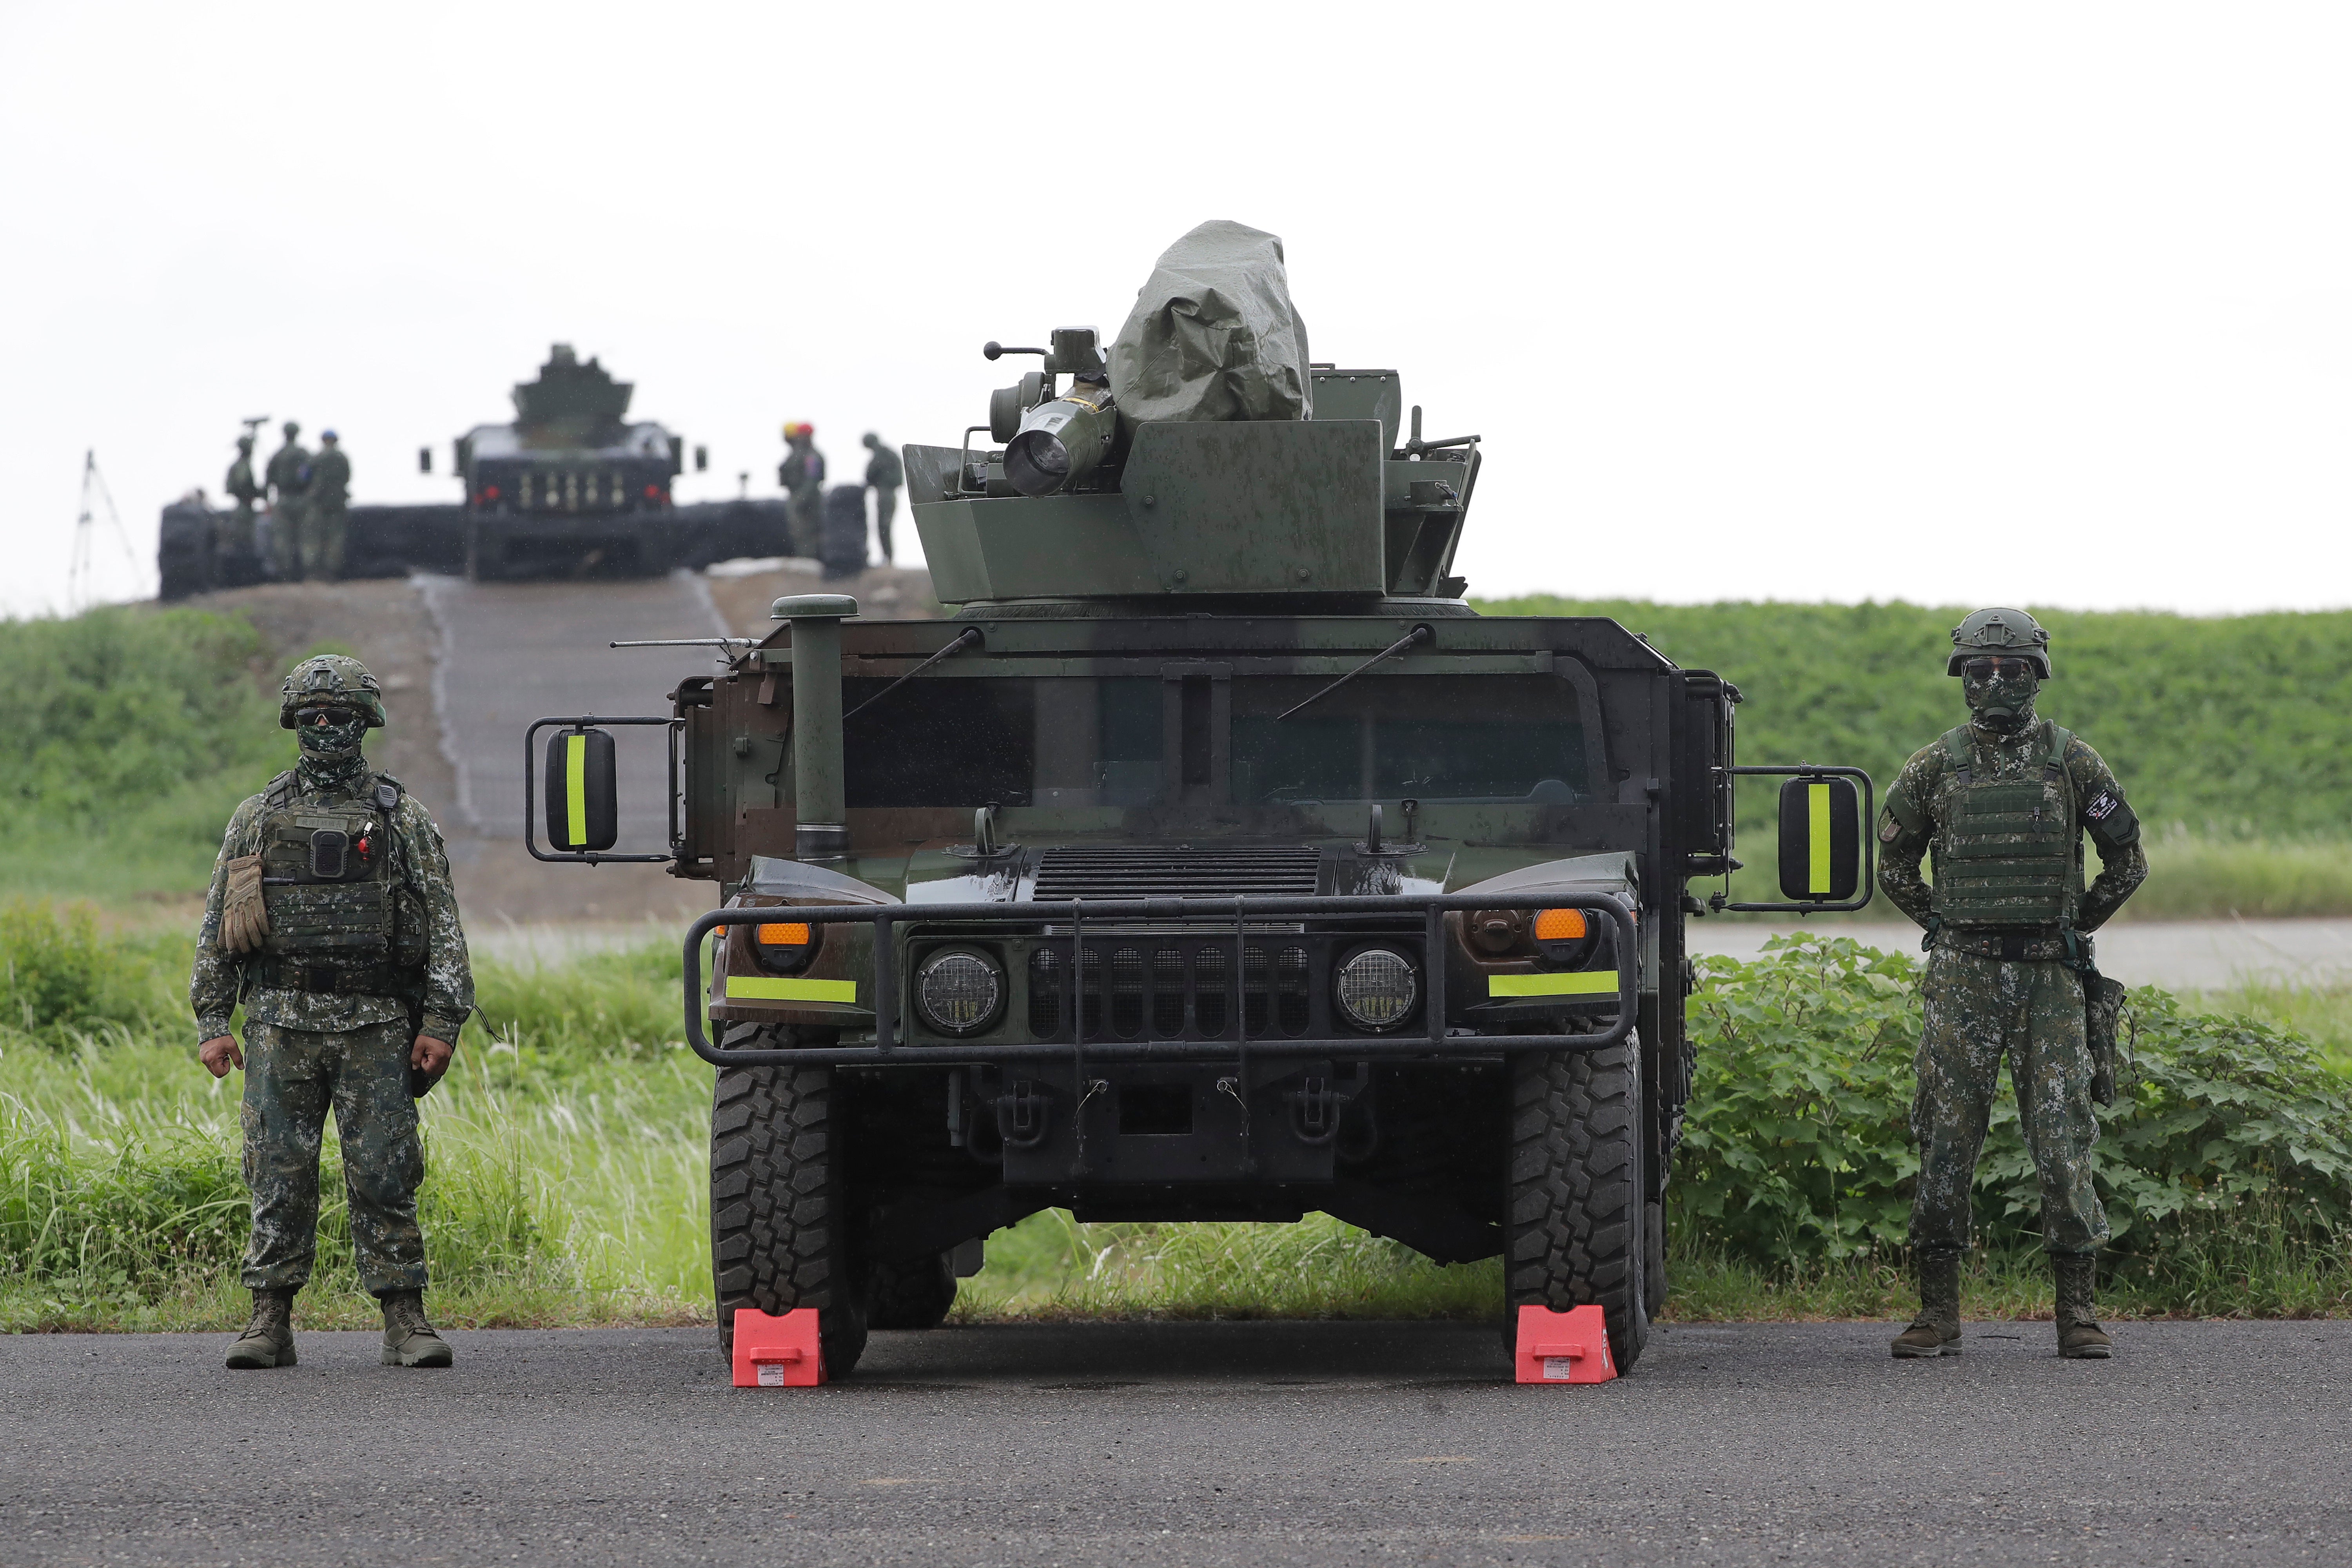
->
[842, 671, 1590, 811]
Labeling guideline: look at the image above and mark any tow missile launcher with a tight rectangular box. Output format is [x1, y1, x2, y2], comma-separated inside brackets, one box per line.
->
[526, 223, 1875, 1380]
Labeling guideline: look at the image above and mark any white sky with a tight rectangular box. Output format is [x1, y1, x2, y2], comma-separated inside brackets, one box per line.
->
[3, 3, 2346, 617]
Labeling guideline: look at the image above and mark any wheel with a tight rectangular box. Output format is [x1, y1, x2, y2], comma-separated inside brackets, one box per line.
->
[1504, 1035, 1650, 1371]
[866, 1252, 958, 1330]
[710, 1033, 868, 1377]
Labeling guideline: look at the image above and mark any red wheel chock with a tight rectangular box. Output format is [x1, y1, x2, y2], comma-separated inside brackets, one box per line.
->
[1514, 1304, 1617, 1384]
[731, 1307, 824, 1387]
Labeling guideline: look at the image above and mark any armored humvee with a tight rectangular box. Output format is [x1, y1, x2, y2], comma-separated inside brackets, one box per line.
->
[528, 225, 1871, 1378]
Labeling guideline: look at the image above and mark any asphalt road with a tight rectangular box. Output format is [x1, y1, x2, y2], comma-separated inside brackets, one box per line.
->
[5, 1321, 2345, 1566]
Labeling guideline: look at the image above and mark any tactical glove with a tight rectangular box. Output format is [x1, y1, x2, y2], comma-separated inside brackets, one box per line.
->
[221, 854, 270, 953]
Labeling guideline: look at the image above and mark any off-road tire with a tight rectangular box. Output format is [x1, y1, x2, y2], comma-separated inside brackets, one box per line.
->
[710, 1043, 868, 1377]
[866, 1253, 958, 1331]
[1504, 1036, 1650, 1371]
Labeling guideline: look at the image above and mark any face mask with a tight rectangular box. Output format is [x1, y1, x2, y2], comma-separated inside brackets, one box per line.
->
[295, 706, 368, 760]
[1961, 664, 2039, 733]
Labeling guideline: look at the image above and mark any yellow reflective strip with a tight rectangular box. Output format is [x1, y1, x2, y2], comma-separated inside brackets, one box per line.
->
[1488, 971, 1618, 998]
[1809, 781, 1832, 894]
[565, 733, 588, 847]
[728, 976, 858, 1004]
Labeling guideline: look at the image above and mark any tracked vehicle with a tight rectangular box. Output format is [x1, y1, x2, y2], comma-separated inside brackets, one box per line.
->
[528, 225, 1872, 1377]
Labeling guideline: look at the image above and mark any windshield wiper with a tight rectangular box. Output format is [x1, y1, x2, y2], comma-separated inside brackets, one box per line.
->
[844, 627, 984, 720]
[1275, 625, 1432, 722]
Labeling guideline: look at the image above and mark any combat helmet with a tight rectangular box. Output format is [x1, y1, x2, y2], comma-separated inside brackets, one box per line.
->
[1947, 608, 2051, 678]
[279, 654, 386, 729]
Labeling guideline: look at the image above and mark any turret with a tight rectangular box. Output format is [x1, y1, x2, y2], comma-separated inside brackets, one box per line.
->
[905, 222, 1479, 611]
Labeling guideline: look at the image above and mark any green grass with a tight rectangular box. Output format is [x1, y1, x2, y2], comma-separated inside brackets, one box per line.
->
[4, 909, 2347, 1334]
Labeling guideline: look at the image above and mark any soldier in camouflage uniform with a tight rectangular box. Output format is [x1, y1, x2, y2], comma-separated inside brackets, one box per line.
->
[263, 421, 311, 582]
[303, 430, 352, 581]
[1877, 608, 2147, 1360]
[779, 421, 826, 559]
[861, 431, 902, 564]
[220, 432, 265, 580]
[192, 655, 475, 1370]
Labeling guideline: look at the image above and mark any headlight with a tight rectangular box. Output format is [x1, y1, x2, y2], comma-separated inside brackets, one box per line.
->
[753, 919, 815, 973]
[916, 949, 1004, 1034]
[1335, 947, 1417, 1030]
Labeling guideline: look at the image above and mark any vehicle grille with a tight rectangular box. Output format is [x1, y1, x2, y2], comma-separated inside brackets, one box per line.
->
[1030, 846, 1323, 902]
[1029, 938, 1316, 1041]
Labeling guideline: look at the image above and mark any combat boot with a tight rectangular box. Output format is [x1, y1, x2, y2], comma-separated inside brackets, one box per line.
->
[378, 1289, 454, 1368]
[2053, 1253, 2113, 1359]
[1891, 1250, 1963, 1357]
[224, 1287, 298, 1369]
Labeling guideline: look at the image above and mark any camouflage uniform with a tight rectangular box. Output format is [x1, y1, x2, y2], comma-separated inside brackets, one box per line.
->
[191, 689, 473, 1298]
[304, 436, 352, 581]
[1880, 611, 2145, 1360]
[862, 433, 902, 564]
[1881, 717, 2146, 1260]
[263, 424, 311, 581]
[221, 438, 264, 570]
[779, 426, 826, 558]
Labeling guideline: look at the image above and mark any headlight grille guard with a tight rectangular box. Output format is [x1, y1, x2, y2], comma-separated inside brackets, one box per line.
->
[683, 891, 1639, 1069]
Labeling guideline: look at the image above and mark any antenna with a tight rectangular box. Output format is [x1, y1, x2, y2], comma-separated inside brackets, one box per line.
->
[69, 450, 138, 612]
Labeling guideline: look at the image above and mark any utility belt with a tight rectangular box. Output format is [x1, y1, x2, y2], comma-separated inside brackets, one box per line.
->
[249, 958, 404, 997]
[1932, 925, 2076, 962]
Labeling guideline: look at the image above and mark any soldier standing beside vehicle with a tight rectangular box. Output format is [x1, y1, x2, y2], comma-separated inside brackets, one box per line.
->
[860, 431, 902, 564]
[306, 430, 352, 581]
[779, 421, 826, 558]
[1877, 608, 2146, 1361]
[263, 420, 311, 581]
[191, 655, 475, 1371]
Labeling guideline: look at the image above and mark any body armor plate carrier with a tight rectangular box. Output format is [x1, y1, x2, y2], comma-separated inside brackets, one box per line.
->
[1929, 723, 2079, 930]
[252, 772, 425, 993]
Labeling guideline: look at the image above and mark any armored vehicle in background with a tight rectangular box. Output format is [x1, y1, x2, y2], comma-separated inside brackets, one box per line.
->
[457, 344, 706, 579]
[528, 223, 1873, 1380]
[156, 346, 790, 596]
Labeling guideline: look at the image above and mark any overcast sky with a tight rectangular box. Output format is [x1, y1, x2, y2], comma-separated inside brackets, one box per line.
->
[3, 3, 2345, 618]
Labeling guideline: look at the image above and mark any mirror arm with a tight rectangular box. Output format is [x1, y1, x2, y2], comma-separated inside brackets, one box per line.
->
[1717, 764, 1877, 915]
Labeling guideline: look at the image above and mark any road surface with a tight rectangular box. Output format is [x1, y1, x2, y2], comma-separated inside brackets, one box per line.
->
[5, 1320, 2344, 1566]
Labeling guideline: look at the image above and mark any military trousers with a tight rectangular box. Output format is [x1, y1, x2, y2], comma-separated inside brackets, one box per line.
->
[1909, 946, 2109, 1257]
[238, 1019, 429, 1294]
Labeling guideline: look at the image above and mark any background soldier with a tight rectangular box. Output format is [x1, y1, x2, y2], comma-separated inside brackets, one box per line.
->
[220, 429, 265, 581]
[192, 654, 475, 1371]
[306, 429, 352, 580]
[263, 419, 311, 581]
[861, 430, 902, 564]
[1877, 608, 2147, 1361]
[779, 421, 826, 558]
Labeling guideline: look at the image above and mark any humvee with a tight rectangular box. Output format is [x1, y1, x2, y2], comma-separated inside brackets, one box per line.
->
[527, 233, 1871, 1377]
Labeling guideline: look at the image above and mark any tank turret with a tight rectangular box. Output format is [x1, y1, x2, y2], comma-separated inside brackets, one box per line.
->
[905, 222, 1477, 611]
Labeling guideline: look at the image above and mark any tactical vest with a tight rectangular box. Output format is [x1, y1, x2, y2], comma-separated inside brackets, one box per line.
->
[1928, 722, 2081, 930]
[254, 771, 425, 992]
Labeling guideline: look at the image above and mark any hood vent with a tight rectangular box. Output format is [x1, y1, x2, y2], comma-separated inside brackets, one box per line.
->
[1031, 846, 1322, 902]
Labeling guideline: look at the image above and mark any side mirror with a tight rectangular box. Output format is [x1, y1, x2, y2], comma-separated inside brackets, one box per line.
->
[544, 727, 619, 852]
[418, 446, 433, 474]
[1777, 775, 1861, 902]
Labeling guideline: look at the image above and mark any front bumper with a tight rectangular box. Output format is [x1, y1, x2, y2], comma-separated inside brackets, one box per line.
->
[682, 890, 1638, 1068]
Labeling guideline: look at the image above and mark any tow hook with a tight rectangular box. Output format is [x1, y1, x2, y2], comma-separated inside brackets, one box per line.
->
[1287, 1076, 1342, 1145]
[995, 1080, 1050, 1148]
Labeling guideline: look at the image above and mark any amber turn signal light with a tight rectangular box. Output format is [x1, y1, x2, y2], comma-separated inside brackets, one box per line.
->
[755, 922, 811, 946]
[1532, 908, 1587, 942]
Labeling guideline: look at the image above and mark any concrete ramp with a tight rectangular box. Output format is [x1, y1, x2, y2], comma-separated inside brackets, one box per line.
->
[417, 572, 730, 849]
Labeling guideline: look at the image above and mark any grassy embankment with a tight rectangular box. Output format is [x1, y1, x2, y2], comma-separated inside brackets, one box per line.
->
[1476, 597, 2352, 921]
[5, 912, 2343, 1333]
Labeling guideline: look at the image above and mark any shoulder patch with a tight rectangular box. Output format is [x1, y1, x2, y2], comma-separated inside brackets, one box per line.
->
[1879, 815, 1904, 843]
[2085, 789, 2120, 823]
